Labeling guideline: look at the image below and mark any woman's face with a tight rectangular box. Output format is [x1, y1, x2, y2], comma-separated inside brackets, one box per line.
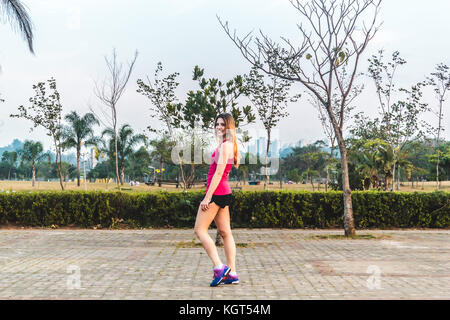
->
[215, 117, 226, 137]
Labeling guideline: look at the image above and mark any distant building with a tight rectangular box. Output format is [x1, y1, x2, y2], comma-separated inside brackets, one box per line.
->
[246, 137, 282, 158]
[90, 148, 98, 169]
[257, 136, 266, 157]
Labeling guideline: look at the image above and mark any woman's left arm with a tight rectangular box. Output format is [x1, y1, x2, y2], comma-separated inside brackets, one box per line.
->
[201, 142, 233, 211]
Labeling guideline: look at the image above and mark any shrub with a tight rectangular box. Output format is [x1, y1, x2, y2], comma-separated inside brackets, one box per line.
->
[0, 190, 448, 228]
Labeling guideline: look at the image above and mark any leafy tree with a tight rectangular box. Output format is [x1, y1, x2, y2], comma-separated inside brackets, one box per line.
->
[18, 140, 50, 186]
[427, 141, 450, 183]
[299, 143, 328, 191]
[11, 78, 65, 189]
[126, 146, 151, 181]
[138, 63, 256, 190]
[62, 111, 99, 187]
[137, 62, 193, 188]
[286, 168, 301, 184]
[402, 139, 435, 186]
[87, 161, 112, 181]
[1, 150, 17, 180]
[148, 133, 176, 180]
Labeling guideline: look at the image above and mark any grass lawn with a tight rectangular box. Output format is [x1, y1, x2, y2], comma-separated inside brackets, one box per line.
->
[0, 179, 449, 193]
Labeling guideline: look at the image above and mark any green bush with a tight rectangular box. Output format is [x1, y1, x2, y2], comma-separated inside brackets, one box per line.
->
[0, 190, 448, 228]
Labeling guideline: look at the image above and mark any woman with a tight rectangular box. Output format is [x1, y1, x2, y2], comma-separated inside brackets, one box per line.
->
[194, 113, 241, 287]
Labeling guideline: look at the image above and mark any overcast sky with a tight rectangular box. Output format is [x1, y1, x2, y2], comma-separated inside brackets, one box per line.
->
[0, 0, 449, 151]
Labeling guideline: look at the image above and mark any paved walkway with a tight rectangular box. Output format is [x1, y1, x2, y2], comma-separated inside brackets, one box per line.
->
[0, 228, 448, 299]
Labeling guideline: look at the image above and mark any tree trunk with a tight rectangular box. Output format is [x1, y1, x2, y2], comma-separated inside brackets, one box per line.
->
[436, 154, 440, 191]
[436, 99, 443, 190]
[264, 132, 271, 191]
[113, 108, 120, 189]
[77, 146, 81, 187]
[391, 162, 396, 192]
[32, 163, 36, 187]
[337, 138, 355, 237]
[54, 137, 64, 191]
[57, 155, 64, 190]
[397, 165, 400, 191]
[188, 163, 196, 189]
[120, 164, 125, 186]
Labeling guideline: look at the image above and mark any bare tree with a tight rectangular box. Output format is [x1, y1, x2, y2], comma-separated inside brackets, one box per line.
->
[245, 66, 300, 189]
[219, 0, 382, 236]
[426, 63, 450, 190]
[309, 66, 362, 191]
[92, 48, 138, 188]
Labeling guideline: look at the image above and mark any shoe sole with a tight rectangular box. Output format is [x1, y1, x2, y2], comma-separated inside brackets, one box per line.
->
[222, 280, 239, 285]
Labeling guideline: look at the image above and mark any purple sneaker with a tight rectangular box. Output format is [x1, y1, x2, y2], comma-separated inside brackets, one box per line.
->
[222, 273, 239, 285]
[210, 265, 230, 287]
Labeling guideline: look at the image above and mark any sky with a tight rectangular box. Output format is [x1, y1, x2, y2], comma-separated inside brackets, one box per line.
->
[0, 0, 449, 152]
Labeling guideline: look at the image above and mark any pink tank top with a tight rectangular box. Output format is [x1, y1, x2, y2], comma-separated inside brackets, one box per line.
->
[205, 139, 234, 195]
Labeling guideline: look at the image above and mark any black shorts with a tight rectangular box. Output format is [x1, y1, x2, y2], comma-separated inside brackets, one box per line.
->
[209, 194, 232, 208]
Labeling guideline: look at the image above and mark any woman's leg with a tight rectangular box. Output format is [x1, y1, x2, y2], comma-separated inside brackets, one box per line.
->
[214, 206, 236, 272]
[194, 202, 222, 267]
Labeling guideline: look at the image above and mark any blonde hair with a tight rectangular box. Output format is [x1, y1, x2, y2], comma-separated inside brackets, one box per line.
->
[214, 113, 240, 169]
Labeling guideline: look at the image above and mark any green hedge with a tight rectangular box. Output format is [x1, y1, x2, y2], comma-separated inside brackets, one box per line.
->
[0, 190, 448, 228]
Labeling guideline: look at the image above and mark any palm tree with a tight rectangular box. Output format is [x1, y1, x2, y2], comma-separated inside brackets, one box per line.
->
[373, 143, 394, 191]
[0, 0, 34, 53]
[19, 140, 50, 187]
[102, 124, 145, 185]
[62, 111, 99, 187]
[356, 151, 380, 190]
[359, 139, 394, 191]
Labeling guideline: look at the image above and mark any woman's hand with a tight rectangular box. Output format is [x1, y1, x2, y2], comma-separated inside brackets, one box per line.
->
[200, 196, 212, 211]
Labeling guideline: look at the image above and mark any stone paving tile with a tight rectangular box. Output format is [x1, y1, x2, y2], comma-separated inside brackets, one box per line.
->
[0, 228, 449, 299]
